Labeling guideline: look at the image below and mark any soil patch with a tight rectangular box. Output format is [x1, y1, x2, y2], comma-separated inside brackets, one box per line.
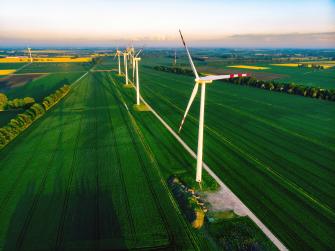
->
[0, 73, 47, 92]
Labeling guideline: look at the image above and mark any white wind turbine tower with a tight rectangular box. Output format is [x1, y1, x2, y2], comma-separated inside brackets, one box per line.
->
[27, 47, 33, 62]
[178, 30, 250, 183]
[114, 48, 122, 75]
[123, 50, 129, 85]
[133, 49, 142, 105]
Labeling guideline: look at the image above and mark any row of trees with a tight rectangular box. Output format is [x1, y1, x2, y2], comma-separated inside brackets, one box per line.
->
[0, 93, 7, 111]
[153, 65, 335, 101]
[0, 93, 35, 110]
[153, 65, 194, 76]
[298, 64, 328, 69]
[0, 103, 45, 148]
[224, 77, 335, 101]
[42, 85, 70, 110]
[7, 97, 35, 109]
[0, 85, 71, 149]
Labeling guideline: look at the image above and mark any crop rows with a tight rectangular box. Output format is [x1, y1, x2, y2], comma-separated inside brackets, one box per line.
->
[138, 66, 335, 250]
[0, 70, 212, 250]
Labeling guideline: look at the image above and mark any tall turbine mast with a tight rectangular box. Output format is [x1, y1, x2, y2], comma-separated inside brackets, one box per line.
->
[174, 49, 177, 65]
[133, 49, 142, 105]
[123, 51, 129, 85]
[27, 47, 33, 62]
[114, 49, 122, 75]
[178, 30, 250, 183]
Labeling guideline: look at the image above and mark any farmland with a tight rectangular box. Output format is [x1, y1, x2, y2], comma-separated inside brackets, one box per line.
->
[0, 51, 334, 250]
[0, 68, 218, 250]
[135, 59, 335, 250]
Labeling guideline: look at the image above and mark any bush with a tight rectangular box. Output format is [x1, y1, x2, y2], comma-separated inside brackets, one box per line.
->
[42, 84, 70, 110]
[6, 97, 35, 109]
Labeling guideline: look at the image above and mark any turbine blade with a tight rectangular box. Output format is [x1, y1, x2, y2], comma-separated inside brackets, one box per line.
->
[179, 30, 199, 79]
[178, 83, 199, 133]
[132, 58, 135, 81]
[199, 73, 250, 81]
[135, 49, 142, 57]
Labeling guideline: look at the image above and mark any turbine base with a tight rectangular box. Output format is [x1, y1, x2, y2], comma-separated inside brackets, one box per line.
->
[123, 84, 133, 89]
[133, 103, 150, 112]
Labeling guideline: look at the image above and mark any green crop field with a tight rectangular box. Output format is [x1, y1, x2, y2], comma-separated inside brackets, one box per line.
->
[135, 60, 335, 250]
[4, 72, 84, 101]
[0, 69, 218, 250]
[0, 71, 84, 126]
[142, 54, 335, 89]
[0, 63, 28, 70]
[201, 61, 335, 89]
[1, 55, 334, 250]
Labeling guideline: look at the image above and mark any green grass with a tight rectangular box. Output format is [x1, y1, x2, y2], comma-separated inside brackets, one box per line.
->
[0, 71, 215, 250]
[137, 64, 335, 250]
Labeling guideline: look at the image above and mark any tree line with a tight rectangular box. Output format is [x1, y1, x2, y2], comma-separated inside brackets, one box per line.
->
[0, 94, 35, 110]
[0, 85, 71, 149]
[153, 65, 335, 101]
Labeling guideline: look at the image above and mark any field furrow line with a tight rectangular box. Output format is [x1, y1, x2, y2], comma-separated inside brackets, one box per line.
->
[97, 72, 137, 243]
[109, 72, 207, 250]
[142, 84, 335, 218]
[54, 73, 90, 251]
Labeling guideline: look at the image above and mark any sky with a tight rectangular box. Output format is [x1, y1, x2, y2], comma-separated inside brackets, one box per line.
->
[0, 0, 335, 48]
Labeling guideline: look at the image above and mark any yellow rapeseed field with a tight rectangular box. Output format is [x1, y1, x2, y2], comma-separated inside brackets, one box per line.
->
[0, 69, 16, 75]
[0, 57, 92, 63]
[228, 65, 269, 70]
[272, 62, 334, 68]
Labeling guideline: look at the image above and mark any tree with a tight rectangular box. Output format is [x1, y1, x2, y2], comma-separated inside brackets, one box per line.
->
[0, 93, 8, 110]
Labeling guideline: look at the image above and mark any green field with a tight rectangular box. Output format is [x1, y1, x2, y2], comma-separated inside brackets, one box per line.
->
[138, 55, 335, 89]
[0, 71, 84, 126]
[202, 61, 335, 89]
[0, 69, 218, 250]
[1, 56, 334, 250]
[0, 63, 28, 70]
[4, 72, 83, 101]
[136, 61, 335, 250]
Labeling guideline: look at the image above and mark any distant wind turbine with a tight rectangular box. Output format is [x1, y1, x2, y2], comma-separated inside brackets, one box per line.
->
[123, 50, 129, 85]
[27, 47, 33, 62]
[178, 30, 250, 183]
[133, 49, 143, 106]
[114, 48, 122, 75]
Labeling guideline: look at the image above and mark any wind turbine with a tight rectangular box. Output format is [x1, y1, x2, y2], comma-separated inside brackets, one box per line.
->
[114, 49, 122, 75]
[123, 50, 129, 85]
[178, 30, 250, 183]
[174, 49, 177, 65]
[133, 49, 142, 105]
[27, 47, 33, 62]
